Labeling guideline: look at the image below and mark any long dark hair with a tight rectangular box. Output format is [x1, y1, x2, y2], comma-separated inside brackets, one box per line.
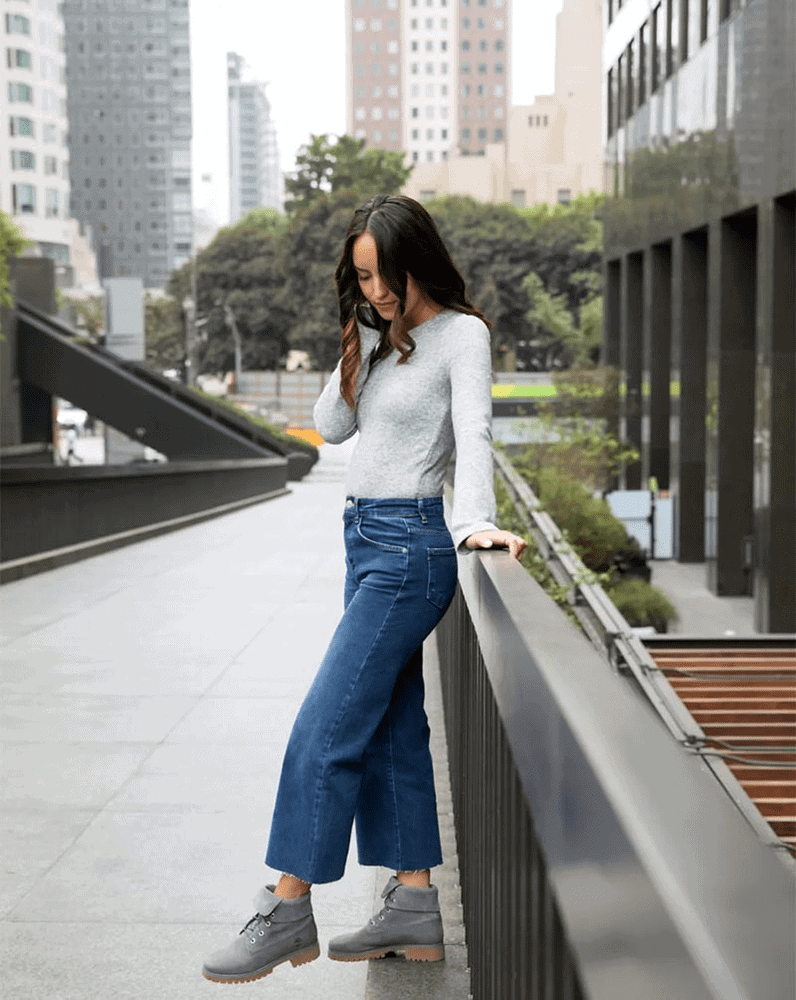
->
[334, 194, 490, 408]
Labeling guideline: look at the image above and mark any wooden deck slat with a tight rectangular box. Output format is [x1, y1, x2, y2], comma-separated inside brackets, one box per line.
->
[649, 644, 796, 849]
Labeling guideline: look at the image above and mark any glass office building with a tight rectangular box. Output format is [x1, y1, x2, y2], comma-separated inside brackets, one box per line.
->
[602, 0, 795, 631]
[62, 0, 193, 288]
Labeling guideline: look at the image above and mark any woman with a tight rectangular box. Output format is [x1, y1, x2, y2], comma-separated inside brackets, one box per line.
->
[202, 194, 526, 984]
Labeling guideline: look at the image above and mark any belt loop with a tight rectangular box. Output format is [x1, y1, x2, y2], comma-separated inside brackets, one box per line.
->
[419, 498, 427, 524]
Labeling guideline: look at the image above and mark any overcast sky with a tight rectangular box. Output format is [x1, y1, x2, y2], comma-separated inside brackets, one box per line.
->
[190, 0, 564, 224]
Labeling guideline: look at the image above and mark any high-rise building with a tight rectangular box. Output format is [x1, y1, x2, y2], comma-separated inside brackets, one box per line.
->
[403, 0, 602, 207]
[345, 0, 510, 165]
[1, 0, 81, 278]
[62, 0, 193, 289]
[227, 52, 281, 221]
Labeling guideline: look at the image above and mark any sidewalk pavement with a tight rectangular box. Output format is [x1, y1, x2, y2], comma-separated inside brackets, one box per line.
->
[0, 440, 469, 1000]
[650, 560, 757, 636]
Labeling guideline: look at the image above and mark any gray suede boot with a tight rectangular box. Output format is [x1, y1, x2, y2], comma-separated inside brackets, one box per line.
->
[202, 886, 319, 984]
[328, 876, 444, 963]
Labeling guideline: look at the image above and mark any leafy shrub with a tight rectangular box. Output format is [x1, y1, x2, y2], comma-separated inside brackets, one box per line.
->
[519, 465, 627, 571]
[606, 577, 678, 631]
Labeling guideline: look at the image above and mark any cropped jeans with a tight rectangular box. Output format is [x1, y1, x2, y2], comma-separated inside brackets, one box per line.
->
[265, 496, 459, 884]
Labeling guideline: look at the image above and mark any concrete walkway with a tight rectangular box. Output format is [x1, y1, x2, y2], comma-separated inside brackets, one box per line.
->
[0, 441, 469, 1000]
[650, 560, 757, 636]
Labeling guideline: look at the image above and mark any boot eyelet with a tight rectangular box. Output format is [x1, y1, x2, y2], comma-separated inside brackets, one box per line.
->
[249, 937, 256, 944]
[258, 930, 264, 936]
[265, 920, 271, 927]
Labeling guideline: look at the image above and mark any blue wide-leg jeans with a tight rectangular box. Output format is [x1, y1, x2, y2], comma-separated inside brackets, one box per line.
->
[265, 496, 458, 884]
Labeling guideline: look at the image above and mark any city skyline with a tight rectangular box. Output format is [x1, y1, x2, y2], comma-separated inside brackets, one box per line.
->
[190, 0, 564, 227]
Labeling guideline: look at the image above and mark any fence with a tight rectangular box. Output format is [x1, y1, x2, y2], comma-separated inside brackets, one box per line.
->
[435, 547, 794, 1000]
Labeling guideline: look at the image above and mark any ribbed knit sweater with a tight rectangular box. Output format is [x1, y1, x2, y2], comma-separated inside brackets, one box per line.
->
[313, 309, 498, 549]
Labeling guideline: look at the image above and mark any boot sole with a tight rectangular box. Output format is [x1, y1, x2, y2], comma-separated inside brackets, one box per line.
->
[328, 944, 445, 963]
[202, 944, 320, 984]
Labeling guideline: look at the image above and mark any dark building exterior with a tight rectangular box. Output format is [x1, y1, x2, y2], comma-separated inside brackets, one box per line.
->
[62, 0, 193, 289]
[602, 0, 795, 632]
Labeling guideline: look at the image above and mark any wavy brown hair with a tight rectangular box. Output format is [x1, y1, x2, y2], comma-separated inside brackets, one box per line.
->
[334, 194, 491, 408]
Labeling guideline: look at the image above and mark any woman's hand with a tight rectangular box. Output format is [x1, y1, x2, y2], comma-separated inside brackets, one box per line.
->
[464, 530, 527, 561]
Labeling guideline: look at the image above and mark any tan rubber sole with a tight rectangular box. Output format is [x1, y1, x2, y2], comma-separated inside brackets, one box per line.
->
[202, 944, 320, 984]
[328, 944, 445, 963]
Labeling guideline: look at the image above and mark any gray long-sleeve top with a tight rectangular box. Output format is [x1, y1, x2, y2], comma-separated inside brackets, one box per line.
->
[313, 308, 498, 549]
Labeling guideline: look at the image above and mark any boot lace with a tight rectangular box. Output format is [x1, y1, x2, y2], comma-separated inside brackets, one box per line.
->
[240, 910, 274, 943]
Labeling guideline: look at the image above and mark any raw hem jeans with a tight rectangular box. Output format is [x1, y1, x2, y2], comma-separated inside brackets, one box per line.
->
[265, 496, 458, 884]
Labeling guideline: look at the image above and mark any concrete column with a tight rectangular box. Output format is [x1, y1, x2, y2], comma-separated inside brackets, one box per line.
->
[706, 210, 757, 597]
[646, 241, 672, 489]
[672, 229, 708, 562]
[603, 259, 622, 447]
[621, 252, 644, 489]
[754, 194, 796, 631]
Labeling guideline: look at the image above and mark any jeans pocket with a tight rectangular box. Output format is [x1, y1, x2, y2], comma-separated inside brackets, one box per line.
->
[356, 517, 408, 553]
[427, 546, 457, 609]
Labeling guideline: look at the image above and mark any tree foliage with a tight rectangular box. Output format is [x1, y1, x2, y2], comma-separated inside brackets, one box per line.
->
[284, 134, 411, 212]
[164, 135, 604, 377]
[0, 211, 30, 307]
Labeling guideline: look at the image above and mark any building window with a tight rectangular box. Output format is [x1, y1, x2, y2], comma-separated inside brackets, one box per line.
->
[426, 128, 434, 140]
[557, 188, 572, 205]
[441, 128, 448, 139]
[5, 14, 31, 35]
[625, 40, 634, 120]
[700, 0, 709, 42]
[371, 18, 381, 30]
[7, 48, 32, 69]
[477, 127, 487, 140]
[373, 128, 383, 141]
[426, 151, 433, 162]
[494, 128, 504, 140]
[9, 116, 34, 137]
[412, 128, 420, 139]
[354, 18, 365, 30]
[478, 40, 487, 51]
[495, 39, 504, 51]
[680, 0, 690, 61]
[389, 128, 398, 141]
[412, 151, 419, 162]
[12, 182, 36, 214]
[477, 63, 487, 74]
[461, 128, 471, 140]
[372, 107, 383, 120]
[666, 0, 676, 78]
[45, 188, 59, 218]
[511, 189, 526, 209]
[494, 62, 504, 73]
[651, 4, 661, 92]
[607, 67, 615, 137]
[461, 63, 470, 74]
[461, 40, 470, 51]
[7, 81, 33, 103]
[411, 106, 419, 118]
[355, 107, 366, 120]
[11, 150, 35, 170]
[639, 21, 648, 106]
[44, 155, 58, 175]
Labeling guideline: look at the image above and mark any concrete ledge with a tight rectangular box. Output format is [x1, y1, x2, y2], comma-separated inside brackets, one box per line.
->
[0, 486, 289, 583]
[1, 457, 288, 563]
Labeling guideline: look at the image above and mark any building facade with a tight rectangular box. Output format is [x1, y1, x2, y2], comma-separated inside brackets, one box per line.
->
[602, 0, 795, 631]
[403, 0, 603, 206]
[62, 0, 193, 289]
[1, 0, 82, 278]
[345, 0, 509, 166]
[227, 52, 281, 221]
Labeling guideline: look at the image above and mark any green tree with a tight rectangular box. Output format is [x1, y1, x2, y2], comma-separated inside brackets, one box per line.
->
[70, 296, 105, 339]
[284, 134, 412, 212]
[0, 211, 30, 307]
[145, 294, 184, 373]
[427, 193, 604, 371]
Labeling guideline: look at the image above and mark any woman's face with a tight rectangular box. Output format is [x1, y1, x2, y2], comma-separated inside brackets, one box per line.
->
[352, 231, 432, 327]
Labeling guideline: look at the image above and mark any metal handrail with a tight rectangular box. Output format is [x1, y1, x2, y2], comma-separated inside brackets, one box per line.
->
[493, 446, 795, 861]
